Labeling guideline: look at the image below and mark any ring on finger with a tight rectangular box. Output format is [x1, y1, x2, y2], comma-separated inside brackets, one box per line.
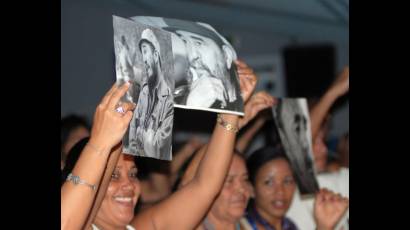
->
[115, 106, 126, 114]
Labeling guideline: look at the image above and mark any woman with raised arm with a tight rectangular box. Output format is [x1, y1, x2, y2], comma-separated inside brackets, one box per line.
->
[61, 59, 257, 230]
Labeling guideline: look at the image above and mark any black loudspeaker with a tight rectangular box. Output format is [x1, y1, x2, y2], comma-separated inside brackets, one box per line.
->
[283, 44, 335, 98]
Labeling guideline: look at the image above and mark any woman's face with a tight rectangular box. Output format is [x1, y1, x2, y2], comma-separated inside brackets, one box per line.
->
[209, 155, 252, 222]
[96, 154, 141, 227]
[254, 158, 296, 220]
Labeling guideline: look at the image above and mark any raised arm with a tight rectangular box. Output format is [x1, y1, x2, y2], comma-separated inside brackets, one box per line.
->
[179, 91, 275, 189]
[179, 61, 272, 188]
[61, 83, 135, 230]
[236, 92, 276, 153]
[131, 60, 258, 230]
[310, 67, 349, 139]
[131, 114, 239, 230]
[169, 137, 204, 184]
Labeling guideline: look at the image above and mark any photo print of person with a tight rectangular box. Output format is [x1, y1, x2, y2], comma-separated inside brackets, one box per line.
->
[272, 98, 319, 195]
[131, 16, 244, 116]
[113, 16, 174, 160]
[115, 34, 141, 104]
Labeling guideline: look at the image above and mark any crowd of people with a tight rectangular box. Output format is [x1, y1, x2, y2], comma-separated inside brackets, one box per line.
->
[61, 60, 349, 230]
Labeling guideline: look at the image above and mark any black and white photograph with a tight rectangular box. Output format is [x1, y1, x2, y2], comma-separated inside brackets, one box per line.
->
[113, 16, 175, 160]
[131, 16, 244, 116]
[272, 98, 319, 195]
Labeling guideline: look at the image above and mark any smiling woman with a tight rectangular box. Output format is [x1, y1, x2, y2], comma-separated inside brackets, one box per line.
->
[61, 60, 258, 230]
[93, 154, 140, 229]
[62, 138, 141, 230]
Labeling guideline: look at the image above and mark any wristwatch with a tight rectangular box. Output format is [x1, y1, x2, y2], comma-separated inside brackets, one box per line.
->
[66, 173, 97, 191]
[217, 114, 239, 133]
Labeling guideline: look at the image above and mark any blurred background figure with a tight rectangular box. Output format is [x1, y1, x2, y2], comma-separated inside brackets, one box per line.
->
[286, 67, 349, 230]
[135, 136, 204, 213]
[337, 132, 349, 169]
[309, 66, 349, 173]
[61, 114, 90, 169]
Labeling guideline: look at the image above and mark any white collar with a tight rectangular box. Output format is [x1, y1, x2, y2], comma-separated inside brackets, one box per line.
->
[91, 224, 136, 230]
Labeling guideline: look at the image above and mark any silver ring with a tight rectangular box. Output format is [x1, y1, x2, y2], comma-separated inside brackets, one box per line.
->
[115, 106, 125, 114]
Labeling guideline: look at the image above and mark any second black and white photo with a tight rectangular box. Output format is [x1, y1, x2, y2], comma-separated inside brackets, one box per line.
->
[272, 98, 319, 195]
